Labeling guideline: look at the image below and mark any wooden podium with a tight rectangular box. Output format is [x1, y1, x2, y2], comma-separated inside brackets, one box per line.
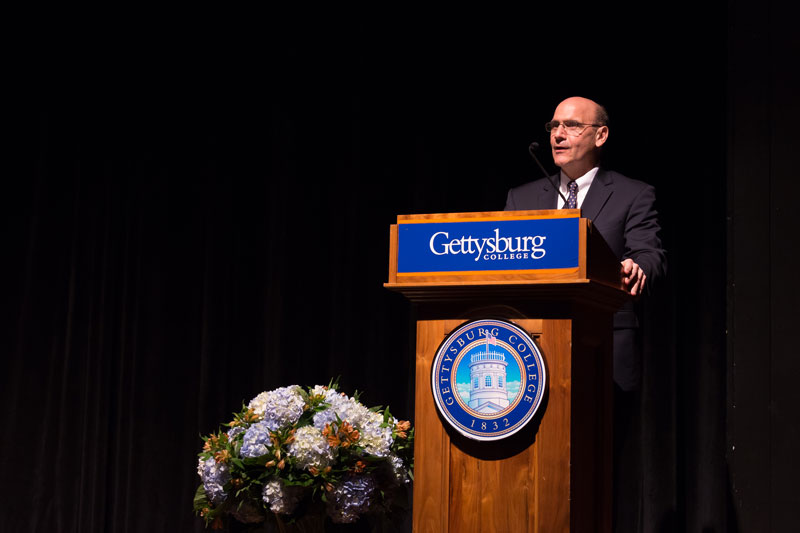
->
[385, 210, 627, 533]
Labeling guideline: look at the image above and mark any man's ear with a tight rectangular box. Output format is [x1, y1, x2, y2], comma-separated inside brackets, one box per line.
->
[595, 125, 609, 148]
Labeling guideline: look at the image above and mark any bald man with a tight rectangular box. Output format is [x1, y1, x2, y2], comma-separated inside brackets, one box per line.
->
[505, 97, 666, 531]
[505, 96, 666, 391]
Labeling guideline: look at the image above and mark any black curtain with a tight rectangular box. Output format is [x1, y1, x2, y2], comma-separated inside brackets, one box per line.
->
[3, 13, 730, 532]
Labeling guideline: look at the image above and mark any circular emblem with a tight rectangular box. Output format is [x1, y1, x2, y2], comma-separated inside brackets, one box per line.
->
[431, 319, 546, 441]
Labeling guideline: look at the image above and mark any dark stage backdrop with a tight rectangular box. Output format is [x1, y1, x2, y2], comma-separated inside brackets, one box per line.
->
[2, 13, 747, 533]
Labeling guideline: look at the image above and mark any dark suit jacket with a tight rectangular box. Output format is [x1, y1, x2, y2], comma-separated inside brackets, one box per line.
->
[505, 169, 666, 390]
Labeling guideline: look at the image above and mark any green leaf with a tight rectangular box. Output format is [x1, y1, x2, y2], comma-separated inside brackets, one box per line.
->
[327, 376, 341, 390]
[193, 484, 209, 511]
[243, 455, 270, 466]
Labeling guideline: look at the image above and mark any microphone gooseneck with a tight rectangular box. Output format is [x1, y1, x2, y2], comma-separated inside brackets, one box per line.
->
[528, 142, 568, 206]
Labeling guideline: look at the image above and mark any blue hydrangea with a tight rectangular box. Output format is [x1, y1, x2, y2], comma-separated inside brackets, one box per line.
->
[197, 456, 231, 504]
[240, 421, 272, 458]
[326, 475, 376, 523]
[312, 390, 370, 430]
[227, 426, 245, 440]
[248, 386, 306, 431]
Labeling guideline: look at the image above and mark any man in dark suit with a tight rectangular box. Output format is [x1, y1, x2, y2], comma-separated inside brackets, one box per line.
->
[505, 96, 666, 531]
[505, 96, 666, 389]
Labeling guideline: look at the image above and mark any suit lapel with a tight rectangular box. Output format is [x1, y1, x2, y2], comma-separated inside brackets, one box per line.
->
[540, 174, 559, 209]
[581, 169, 613, 221]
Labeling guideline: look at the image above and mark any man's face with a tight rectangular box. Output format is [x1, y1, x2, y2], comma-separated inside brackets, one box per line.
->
[549, 97, 608, 178]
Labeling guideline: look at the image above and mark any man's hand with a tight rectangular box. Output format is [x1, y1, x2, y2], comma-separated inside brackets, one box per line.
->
[620, 258, 646, 297]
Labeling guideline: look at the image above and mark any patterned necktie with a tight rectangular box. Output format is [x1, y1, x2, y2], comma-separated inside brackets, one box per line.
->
[565, 180, 578, 209]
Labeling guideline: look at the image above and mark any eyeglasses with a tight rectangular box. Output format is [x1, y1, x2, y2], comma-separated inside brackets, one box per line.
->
[545, 120, 604, 136]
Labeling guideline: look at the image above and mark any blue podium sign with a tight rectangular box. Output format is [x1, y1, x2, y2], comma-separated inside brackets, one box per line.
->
[397, 216, 579, 274]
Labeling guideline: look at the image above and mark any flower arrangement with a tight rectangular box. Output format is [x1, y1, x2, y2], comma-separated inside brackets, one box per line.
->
[194, 381, 414, 530]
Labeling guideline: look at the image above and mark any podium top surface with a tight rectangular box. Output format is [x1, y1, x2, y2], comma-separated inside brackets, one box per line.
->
[395, 209, 578, 222]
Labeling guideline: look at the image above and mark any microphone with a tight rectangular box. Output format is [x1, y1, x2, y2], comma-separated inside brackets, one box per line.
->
[528, 142, 568, 206]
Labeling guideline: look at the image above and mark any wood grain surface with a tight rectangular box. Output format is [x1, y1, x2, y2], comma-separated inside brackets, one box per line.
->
[413, 318, 578, 532]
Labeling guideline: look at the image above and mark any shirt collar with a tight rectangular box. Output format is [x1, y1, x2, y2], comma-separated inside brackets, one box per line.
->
[559, 166, 599, 193]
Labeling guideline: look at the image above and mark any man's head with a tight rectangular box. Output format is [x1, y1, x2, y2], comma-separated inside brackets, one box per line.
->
[547, 96, 609, 179]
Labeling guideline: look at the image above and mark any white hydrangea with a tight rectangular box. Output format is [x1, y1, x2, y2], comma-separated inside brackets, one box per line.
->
[308, 384, 335, 399]
[288, 425, 333, 471]
[359, 411, 394, 457]
[262, 479, 303, 514]
[388, 454, 411, 484]
[248, 391, 270, 414]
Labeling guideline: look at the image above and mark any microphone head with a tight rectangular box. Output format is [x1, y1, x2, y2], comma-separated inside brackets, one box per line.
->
[529, 141, 540, 151]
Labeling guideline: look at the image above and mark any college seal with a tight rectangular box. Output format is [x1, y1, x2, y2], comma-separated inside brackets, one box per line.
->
[431, 319, 546, 441]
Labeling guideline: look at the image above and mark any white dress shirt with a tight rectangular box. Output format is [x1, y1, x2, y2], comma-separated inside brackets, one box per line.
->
[556, 167, 599, 209]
